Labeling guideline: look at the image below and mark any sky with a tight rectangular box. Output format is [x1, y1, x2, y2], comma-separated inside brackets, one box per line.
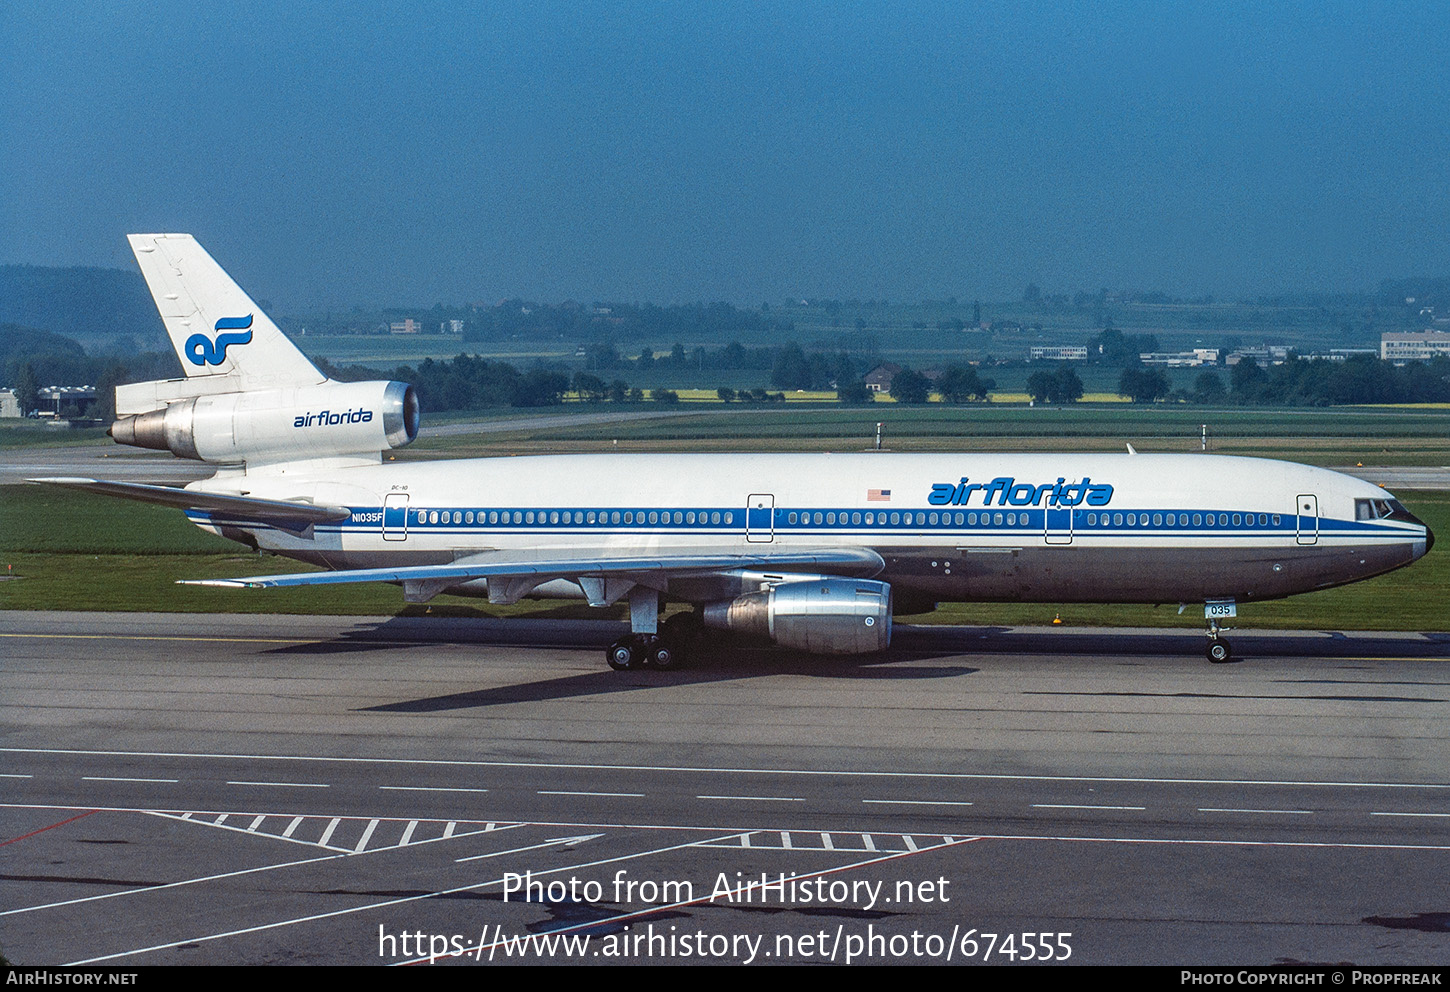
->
[3, 1, 1449, 310]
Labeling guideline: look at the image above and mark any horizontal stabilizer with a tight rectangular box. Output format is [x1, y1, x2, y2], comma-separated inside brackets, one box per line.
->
[180, 548, 887, 589]
[30, 478, 351, 525]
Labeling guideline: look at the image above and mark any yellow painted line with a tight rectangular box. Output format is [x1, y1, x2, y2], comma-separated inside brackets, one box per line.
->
[0, 632, 317, 645]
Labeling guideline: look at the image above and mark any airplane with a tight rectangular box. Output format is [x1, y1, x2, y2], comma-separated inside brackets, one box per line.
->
[35, 234, 1434, 671]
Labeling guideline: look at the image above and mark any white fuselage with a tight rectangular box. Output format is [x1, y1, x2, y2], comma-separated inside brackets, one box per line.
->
[189, 451, 1431, 608]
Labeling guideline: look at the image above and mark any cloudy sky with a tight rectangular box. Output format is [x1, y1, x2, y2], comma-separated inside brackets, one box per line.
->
[3, 1, 1448, 308]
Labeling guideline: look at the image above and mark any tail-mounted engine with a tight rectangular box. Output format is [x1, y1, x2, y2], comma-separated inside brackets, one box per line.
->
[110, 379, 419, 465]
[702, 577, 892, 654]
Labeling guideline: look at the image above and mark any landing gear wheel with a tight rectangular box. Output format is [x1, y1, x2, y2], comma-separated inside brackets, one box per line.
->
[657, 612, 702, 670]
[606, 638, 640, 671]
[1206, 639, 1233, 664]
[648, 639, 680, 671]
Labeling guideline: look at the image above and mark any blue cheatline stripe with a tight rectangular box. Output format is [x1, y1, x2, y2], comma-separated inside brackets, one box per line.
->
[182, 505, 1413, 541]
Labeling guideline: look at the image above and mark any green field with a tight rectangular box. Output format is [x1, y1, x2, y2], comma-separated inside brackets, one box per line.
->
[407, 404, 1450, 466]
[2, 478, 1444, 631]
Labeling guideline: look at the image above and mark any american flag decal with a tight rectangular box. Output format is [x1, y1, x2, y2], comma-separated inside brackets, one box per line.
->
[867, 489, 892, 501]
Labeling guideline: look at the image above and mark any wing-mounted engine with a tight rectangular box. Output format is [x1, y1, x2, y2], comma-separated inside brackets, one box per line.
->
[110, 378, 419, 466]
[702, 577, 892, 654]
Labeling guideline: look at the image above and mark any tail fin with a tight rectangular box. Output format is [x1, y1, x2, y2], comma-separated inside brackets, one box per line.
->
[128, 234, 324, 390]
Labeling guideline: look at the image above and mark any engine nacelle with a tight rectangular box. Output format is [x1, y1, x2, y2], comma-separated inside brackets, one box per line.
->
[702, 578, 892, 655]
[110, 379, 419, 465]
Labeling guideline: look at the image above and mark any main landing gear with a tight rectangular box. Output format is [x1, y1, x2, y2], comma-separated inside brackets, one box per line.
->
[606, 633, 681, 671]
[604, 588, 700, 671]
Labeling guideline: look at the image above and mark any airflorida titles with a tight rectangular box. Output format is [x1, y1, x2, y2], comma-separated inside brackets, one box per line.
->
[928, 476, 1115, 508]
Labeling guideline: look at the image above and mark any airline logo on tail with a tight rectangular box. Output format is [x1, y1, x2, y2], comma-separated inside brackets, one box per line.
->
[186, 315, 254, 367]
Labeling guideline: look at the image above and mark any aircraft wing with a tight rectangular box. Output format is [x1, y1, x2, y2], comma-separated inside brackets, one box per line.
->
[30, 478, 352, 526]
[180, 547, 887, 605]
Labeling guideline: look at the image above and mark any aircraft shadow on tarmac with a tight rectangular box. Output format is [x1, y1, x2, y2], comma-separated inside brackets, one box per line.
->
[248, 615, 1450, 713]
[357, 651, 979, 713]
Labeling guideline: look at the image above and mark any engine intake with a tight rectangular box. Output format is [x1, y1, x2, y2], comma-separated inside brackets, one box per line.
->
[702, 578, 892, 654]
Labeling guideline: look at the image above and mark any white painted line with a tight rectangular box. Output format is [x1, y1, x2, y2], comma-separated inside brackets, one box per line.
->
[538, 790, 644, 798]
[246, 815, 265, 832]
[379, 785, 489, 794]
[903, 835, 919, 851]
[354, 819, 379, 853]
[1198, 808, 1313, 815]
[317, 818, 341, 847]
[820, 832, 834, 850]
[443, 821, 456, 839]
[10, 745, 1449, 791]
[3, 817, 529, 920]
[781, 831, 793, 849]
[1033, 804, 1147, 811]
[399, 821, 418, 846]
[1370, 811, 1450, 818]
[227, 781, 329, 789]
[213, 814, 228, 825]
[862, 834, 877, 852]
[741, 832, 752, 848]
[0, 774, 33, 779]
[282, 817, 303, 838]
[69, 829, 756, 966]
[697, 795, 805, 802]
[454, 835, 601, 863]
[82, 777, 177, 784]
[862, 799, 974, 807]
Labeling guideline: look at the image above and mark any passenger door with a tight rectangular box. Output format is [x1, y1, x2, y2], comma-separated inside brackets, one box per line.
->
[1295, 494, 1318, 545]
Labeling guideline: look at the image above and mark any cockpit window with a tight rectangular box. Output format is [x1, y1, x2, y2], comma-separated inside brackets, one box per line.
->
[1358, 498, 1417, 523]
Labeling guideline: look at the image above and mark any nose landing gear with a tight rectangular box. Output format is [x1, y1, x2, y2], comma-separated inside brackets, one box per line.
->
[1206, 630, 1233, 664]
[1204, 600, 1235, 663]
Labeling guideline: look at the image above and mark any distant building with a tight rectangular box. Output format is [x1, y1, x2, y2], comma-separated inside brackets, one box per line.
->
[863, 363, 903, 393]
[36, 385, 98, 418]
[1029, 346, 1088, 362]
[390, 319, 422, 335]
[1381, 330, 1450, 362]
[442, 319, 464, 334]
[1225, 346, 1289, 366]
[0, 388, 20, 418]
[1139, 348, 1219, 367]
